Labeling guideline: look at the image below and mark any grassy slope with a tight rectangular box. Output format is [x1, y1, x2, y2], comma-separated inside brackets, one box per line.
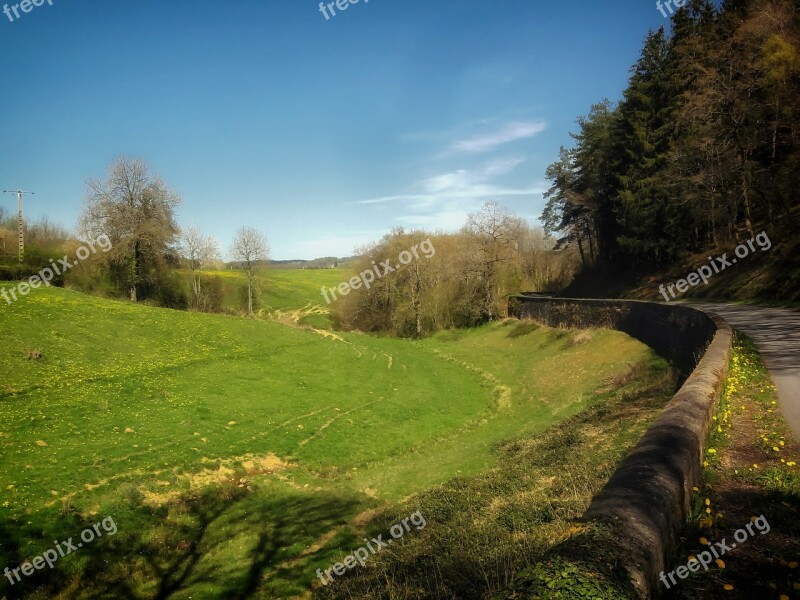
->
[561, 236, 800, 306]
[319, 347, 677, 599]
[668, 335, 800, 599]
[196, 268, 349, 327]
[0, 283, 669, 598]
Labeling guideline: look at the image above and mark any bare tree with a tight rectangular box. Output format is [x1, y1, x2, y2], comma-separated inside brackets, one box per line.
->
[79, 157, 181, 301]
[26, 216, 70, 252]
[230, 226, 270, 316]
[463, 201, 521, 319]
[180, 225, 221, 310]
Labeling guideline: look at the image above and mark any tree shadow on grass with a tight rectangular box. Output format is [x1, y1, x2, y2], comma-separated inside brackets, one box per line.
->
[505, 321, 540, 339]
[0, 483, 363, 599]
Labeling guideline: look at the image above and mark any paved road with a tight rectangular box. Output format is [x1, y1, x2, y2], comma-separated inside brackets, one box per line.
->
[685, 302, 800, 440]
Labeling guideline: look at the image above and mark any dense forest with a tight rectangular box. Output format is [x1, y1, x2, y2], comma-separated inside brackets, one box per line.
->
[543, 0, 799, 272]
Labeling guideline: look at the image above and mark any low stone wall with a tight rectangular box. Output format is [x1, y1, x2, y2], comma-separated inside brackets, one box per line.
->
[508, 296, 734, 597]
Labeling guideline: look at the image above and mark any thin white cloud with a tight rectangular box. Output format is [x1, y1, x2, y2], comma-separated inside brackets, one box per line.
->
[398, 118, 496, 144]
[357, 184, 542, 206]
[351, 155, 544, 232]
[448, 121, 547, 153]
[481, 156, 526, 177]
[356, 157, 537, 207]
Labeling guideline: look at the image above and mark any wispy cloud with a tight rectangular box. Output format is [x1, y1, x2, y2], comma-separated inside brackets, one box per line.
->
[353, 157, 544, 231]
[448, 120, 547, 153]
[295, 119, 547, 255]
[356, 157, 538, 207]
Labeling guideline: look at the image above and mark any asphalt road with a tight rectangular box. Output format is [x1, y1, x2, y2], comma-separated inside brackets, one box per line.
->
[686, 302, 800, 440]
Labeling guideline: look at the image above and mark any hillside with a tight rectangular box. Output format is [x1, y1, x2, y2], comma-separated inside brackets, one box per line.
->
[0, 284, 672, 598]
[561, 233, 800, 305]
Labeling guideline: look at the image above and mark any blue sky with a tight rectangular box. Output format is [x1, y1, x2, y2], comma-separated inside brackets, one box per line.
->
[0, 0, 672, 260]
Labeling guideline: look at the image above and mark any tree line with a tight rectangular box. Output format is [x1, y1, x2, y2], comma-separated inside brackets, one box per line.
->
[1, 157, 270, 315]
[333, 201, 578, 337]
[543, 0, 799, 272]
[1, 158, 576, 332]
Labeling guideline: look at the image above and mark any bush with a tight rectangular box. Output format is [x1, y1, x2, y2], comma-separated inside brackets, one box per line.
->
[150, 272, 189, 309]
[0, 262, 65, 286]
[201, 275, 226, 313]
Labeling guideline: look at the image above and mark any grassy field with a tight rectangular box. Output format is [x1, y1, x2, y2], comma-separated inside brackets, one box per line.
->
[0, 279, 673, 598]
[187, 268, 349, 328]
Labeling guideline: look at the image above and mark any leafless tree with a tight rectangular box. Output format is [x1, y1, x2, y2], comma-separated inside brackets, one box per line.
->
[26, 216, 70, 251]
[230, 226, 270, 316]
[180, 225, 221, 310]
[79, 157, 181, 302]
[463, 201, 521, 319]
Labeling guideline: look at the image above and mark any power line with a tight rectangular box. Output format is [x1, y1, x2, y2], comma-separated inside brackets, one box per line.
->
[2, 190, 35, 263]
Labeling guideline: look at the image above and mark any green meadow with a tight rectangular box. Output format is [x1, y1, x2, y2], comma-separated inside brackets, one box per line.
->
[181, 268, 349, 328]
[0, 274, 672, 598]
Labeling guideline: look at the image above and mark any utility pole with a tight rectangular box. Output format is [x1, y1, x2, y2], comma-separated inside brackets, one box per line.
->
[2, 190, 34, 263]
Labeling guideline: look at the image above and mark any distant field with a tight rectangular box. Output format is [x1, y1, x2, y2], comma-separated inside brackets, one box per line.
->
[0, 281, 669, 598]
[193, 267, 350, 327]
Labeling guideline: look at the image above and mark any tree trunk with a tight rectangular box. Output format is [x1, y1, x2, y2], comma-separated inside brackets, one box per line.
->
[247, 272, 253, 316]
[741, 169, 755, 239]
[129, 241, 139, 302]
[412, 262, 422, 337]
[577, 235, 587, 269]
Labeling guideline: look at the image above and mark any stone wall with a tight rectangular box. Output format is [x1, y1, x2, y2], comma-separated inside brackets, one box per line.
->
[508, 296, 734, 597]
